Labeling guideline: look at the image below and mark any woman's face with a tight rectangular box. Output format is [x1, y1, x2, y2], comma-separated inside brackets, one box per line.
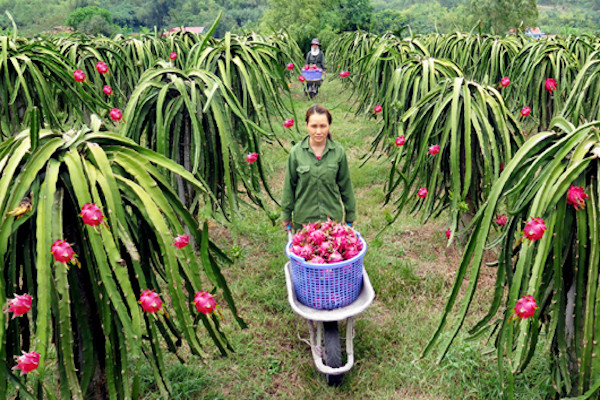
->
[311, 44, 319, 51]
[306, 113, 330, 146]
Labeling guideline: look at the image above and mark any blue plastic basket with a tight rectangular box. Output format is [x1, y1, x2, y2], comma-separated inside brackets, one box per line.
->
[301, 69, 323, 81]
[285, 235, 366, 310]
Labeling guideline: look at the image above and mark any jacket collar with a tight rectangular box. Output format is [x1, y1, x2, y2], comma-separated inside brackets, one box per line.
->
[301, 135, 337, 152]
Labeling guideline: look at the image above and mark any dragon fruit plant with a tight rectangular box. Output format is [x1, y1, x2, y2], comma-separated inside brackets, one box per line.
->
[0, 116, 244, 399]
[290, 219, 363, 264]
[423, 118, 600, 399]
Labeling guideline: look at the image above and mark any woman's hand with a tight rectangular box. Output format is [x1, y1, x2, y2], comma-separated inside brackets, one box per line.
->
[283, 221, 292, 231]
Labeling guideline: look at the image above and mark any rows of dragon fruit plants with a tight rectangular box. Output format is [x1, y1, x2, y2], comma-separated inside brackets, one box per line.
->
[329, 31, 600, 399]
[0, 115, 250, 399]
[0, 20, 306, 218]
[423, 119, 600, 400]
[328, 31, 600, 131]
[327, 31, 600, 229]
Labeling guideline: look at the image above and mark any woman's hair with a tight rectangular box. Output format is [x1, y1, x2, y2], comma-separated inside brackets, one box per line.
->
[305, 105, 332, 124]
[305, 105, 333, 139]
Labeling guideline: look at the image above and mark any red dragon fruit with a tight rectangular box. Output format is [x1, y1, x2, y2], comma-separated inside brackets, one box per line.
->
[344, 246, 359, 259]
[80, 203, 104, 226]
[300, 244, 315, 259]
[500, 77, 510, 87]
[328, 251, 343, 263]
[109, 108, 122, 121]
[5, 293, 33, 319]
[246, 152, 258, 164]
[523, 217, 546, 241]
[173, 234, 189, 249]
[309, 230, 327, 245]
[193, 291, 217, 314]
[309, 255, 326, 264]
[13, 351, 40, 375]
[545, 78, 557, 93]
[73, 69, 86, 83]
[138, 289, 163, 313]
[51, 240, 76, 264]
[96, 61, 108, 74]
[566, 185, 588, 210]
[514, 295, 538, 319]
[286, 63, 295, 70]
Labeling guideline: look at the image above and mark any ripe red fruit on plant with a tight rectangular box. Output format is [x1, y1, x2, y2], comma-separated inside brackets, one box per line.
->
[566, 185, 588, 210]
[51, 240, 75, 263]
[80, 203, 104, 226]
[500, 163, 505, 172]
[445, 229, 451, 239]
[374, 104, 382, 113]
[417, 187, 428, 198]
[109, 108, 122, 121]
[395, 136, 406, 146]
[96, 61, 108, 74]
[283, 119, 294, 128]
[246, 152, 258, 164]
[286, 63, 294, 70]
[495, 215, 508, 226]
[428, 144, 440, 155]
[172, 234, 189, 249]
[138, 289, 163, 313]
[73, 69, 86, 83]
[298, 75, 306, 82]
[5, 294, 32, 319]
[514, 295, 538, 319]
[103, 85, 113, 95]
[13, 351, 40, 375]
[545, 78, 557, 93]
[500, 77, 510, 87]
[339, 71, 350, 78]
[193, 291, 217, 314]
[169, 52, 177, 60]
[523, 217, 546, 241]
[521, 106, 531, 117]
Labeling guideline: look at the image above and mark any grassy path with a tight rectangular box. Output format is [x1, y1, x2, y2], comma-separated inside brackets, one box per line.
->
[141, 81, 552, 399]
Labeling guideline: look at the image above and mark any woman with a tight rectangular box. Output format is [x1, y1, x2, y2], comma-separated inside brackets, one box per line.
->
[282, 105, 356, 231]
[306, 38, 325, 70]
[304, 38, 326, 97]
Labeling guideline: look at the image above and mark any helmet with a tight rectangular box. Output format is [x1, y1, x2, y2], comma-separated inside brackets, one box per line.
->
[311, 38, 320, 46]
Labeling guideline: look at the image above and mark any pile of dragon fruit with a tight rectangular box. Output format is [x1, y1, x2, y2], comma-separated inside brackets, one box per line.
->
[290, 219, 363, 264]
[302, 65, 323, 72]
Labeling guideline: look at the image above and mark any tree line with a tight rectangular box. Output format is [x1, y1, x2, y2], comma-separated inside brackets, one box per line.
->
[0, 0, 598, 49]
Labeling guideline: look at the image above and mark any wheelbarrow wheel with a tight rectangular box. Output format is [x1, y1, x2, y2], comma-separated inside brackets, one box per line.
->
[323, 321, 343, 386]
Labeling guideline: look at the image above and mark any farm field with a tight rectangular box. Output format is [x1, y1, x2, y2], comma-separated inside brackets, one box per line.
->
[133, 80, 553, 400]
[2, 28, 600, 400]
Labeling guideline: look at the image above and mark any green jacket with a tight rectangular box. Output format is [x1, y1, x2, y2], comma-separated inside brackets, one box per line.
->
[281, 136, 356, 226]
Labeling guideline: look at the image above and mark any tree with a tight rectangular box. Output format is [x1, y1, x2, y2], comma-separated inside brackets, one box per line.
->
[339, 0, 373, 31]
[65, 6, 113, 30]
[260, 0, 342, 50]
[467, 0, 538, 34]
[78, 14, 117, 36]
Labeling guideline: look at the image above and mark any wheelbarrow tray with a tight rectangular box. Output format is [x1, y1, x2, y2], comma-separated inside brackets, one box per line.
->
[284, 261, 375, 322]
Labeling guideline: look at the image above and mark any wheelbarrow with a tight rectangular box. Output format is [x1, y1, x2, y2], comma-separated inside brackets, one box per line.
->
[283, 232, 375, 385]
[301, 68, 324, 99]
